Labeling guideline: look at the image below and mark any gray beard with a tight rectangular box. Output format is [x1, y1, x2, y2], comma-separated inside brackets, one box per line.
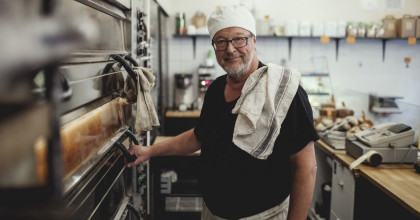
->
[223, 52, 254, 81]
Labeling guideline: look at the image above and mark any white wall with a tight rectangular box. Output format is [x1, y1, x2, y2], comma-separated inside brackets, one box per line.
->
[159, 0, 420, 23]
[162, 0, 420, 109]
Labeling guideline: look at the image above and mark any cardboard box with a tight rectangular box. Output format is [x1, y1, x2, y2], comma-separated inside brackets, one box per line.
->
[416, 16, 420, 38]
[382, 15, 398, 38]
[398, 15, 416, 38]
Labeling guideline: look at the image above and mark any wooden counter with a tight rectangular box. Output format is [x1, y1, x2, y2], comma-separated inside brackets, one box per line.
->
[164, 110, 201, 135]
[316, 139, 420, 218]
[153, 136, 200, 156]
[360, 165, 420, 217]
[154, 136, 173, 144]
[165, 110, 201, 118]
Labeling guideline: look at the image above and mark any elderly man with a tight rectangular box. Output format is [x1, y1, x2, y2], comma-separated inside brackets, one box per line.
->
[128, 5, 319, 220]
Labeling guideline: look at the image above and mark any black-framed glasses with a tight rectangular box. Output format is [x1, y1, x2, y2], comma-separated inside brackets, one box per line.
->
[212, 35, 253, 51]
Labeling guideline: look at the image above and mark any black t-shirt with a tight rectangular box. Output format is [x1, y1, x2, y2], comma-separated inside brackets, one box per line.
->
[194, 62, 319, 219]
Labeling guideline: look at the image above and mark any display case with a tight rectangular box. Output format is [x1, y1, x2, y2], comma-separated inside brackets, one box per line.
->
[300, 57, 334, 118]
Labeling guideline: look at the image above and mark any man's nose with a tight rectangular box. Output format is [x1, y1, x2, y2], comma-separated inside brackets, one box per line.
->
[225, 41, 236, 53]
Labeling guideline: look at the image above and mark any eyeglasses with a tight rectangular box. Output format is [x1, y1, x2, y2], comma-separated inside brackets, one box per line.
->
[212, 35, 253, 51]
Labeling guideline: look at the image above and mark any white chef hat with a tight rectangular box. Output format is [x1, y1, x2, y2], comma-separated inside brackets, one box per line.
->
[207, 5, 256, 41]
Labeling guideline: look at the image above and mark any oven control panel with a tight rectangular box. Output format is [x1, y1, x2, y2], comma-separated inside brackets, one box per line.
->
[131, 0, 150, 69]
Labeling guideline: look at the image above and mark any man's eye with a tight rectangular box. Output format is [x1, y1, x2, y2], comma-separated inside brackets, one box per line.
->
[234, 37, 245, 42]
[216, 40, 226, 45]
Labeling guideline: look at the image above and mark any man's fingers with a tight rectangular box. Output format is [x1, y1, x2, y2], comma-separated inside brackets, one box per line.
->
[127, 157, 142, 168]
[128, 145, 136, 155]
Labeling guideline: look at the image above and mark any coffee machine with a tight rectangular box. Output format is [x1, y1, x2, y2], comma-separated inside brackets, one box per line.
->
[174, 73, 194, 111]
[197, 65, 215, 110]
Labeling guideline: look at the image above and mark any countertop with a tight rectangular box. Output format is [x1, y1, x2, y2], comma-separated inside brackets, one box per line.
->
[165, 110, 201, 118]
[316, 139, 420, 218]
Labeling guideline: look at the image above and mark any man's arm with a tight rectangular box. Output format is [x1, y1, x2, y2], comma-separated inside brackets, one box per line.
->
[127, 128, 201, 167]
[287, 141, 317, 220]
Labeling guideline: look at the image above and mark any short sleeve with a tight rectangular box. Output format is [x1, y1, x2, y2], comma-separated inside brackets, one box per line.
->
[276, 85, 319, 155]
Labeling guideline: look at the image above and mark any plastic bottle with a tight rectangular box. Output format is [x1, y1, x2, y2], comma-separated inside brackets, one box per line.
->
[205, 50, 214, 67]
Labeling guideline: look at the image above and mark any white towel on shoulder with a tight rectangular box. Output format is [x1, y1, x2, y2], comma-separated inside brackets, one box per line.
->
[232, 63, 301, 159]
[124, 66, 160, 131]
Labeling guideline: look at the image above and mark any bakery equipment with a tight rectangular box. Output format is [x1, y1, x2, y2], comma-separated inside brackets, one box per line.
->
[197, 65, 215, 109]
[345, 123, 417, 164]
[369, 94, 403, 114]
[354, 122, 415, 148]
[345, 138, 417, 164]
[174, 73, 194, 111]
[0, 0, 152, 219]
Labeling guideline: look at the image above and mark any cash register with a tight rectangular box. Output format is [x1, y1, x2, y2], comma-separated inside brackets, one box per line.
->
[346, 122, 418, 164]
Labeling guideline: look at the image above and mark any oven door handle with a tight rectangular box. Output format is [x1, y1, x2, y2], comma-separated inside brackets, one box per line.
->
[59, 72, 73, 101]
[125, 129, 139, 145]
[111, 54, 138, 81]
[123, 54, 139, 67]
[126, 203, 141, 219]
[114, 142, 136, 163]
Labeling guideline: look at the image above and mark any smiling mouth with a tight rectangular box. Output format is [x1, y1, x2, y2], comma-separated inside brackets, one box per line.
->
[224, 56, 241, 62]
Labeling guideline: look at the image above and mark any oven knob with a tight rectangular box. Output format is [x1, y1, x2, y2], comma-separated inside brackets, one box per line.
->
[137, 35, 143, 44]
[137, 48, 144, 56]
[137, 164, 146, 173]
[137, 11, 143, 20]
[139, 185, 146, 194]
[138, 173, 146, 184]
[137, 23, 144, 31]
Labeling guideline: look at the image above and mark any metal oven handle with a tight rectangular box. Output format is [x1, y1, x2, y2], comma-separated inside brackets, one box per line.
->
[59, 73, 73, 101]
[125, 129, 139, 145]
[114, 130, 139, 163]
[114, 142, 136, 163]
[126, 203, 141, 220]
[123, 54, 139, 67]
[111, 54, 138, 81]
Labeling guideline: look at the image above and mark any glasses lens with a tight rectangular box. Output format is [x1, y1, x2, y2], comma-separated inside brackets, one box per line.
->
[233, 38, 247, 48]
[214, 41, 226, 50]
[213, 36, 250, 51]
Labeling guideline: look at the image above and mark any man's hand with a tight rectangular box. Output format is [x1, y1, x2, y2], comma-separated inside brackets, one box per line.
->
[126, 129, 201, 168]
[127, 144, 152, 167]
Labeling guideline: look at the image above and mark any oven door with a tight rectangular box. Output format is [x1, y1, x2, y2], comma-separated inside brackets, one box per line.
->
[64, 138, 138, 220]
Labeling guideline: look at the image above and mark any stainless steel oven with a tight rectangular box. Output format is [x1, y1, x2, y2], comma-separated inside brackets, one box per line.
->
[0, 0, 152, 219]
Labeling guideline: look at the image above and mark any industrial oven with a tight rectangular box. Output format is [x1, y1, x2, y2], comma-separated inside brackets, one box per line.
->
[0, 0, 153, 219]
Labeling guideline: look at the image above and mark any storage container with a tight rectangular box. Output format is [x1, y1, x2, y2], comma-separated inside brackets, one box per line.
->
[416, 16, 420, 38]
[382, 15, 398, 38]
[299, 21, 312, 37]
[312, 22, 325, 37]
[398, 15, 416, 38]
